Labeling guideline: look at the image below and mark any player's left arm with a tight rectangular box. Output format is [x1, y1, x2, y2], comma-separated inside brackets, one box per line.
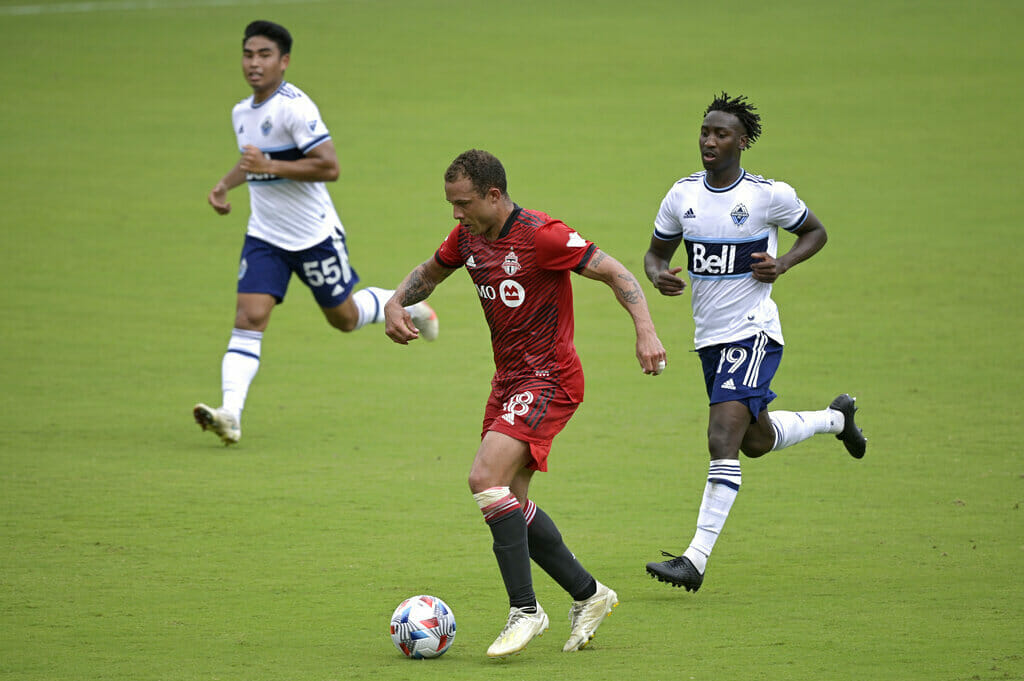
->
[238, 140, 340, 183]
[751, 209, 828, 283]
[580, 249, 667, 375]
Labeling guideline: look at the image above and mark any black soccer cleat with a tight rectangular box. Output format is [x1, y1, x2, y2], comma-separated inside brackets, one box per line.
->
[646, 551, 704, 592]
[830, 393, 866, 459]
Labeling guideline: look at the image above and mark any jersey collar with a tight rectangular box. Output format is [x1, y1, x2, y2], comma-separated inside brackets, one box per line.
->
[496, 204, 522, 240]
[703, 168, 746, 193]
[251, 81, 287, 109]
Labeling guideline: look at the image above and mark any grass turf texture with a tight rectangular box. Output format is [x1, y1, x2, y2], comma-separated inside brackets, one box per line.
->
[1, 0, 1021, 679]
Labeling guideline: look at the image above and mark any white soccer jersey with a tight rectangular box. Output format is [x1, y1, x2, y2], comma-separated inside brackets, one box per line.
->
[653, 169, 808, 349]
[231, 82, 341, 251]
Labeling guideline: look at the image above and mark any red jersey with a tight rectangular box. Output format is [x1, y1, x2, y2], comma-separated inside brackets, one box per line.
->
[435, 206, 597, 402]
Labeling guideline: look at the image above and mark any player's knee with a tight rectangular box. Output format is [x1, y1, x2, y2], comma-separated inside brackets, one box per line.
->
[234, 309, 269, 331]
[467, 470, 489, 495]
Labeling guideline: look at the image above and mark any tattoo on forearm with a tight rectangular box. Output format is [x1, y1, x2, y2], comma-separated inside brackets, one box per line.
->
[615, 273, 644, 304]
[400, 267, 432, 306]
[589, 251, 608, 269]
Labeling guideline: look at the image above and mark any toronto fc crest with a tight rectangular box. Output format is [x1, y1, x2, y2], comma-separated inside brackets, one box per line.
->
[502, 249, 521, 276]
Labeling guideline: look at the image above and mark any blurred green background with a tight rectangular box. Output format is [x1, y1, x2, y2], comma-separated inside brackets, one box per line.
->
[1, 1, 1020, 679]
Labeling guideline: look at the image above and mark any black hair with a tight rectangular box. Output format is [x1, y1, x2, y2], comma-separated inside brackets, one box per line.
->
[445, 149, 508, 197]
[705, 92, 762, 147]
[244, 20, 292, 55]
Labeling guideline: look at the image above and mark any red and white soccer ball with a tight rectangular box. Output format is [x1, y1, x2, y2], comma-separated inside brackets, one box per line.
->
[389, 595, 456, 659]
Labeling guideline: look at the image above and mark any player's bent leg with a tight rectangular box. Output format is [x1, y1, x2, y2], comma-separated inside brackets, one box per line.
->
[740, 411, 777, 457]
[321, 297, 360, 332]
[234, 293, 275, 331]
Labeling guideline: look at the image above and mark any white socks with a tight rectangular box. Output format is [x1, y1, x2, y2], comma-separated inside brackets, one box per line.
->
[683, 460, 741, 574]
[769, 408, 844, 451]
[351, 287, 393, 329]
[221, 328, 262, 421]
[352, 286, 425, 329]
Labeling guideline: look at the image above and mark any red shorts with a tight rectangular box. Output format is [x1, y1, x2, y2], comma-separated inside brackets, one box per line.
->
[481, 379, 580, 472]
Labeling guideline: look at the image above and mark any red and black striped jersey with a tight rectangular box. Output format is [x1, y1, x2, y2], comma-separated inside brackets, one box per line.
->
[435, 206, 597, 402]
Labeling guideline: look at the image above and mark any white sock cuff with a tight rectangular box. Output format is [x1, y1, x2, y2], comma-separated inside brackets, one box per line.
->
[227, 328, 262, 359]
[707, 459, 741, 490]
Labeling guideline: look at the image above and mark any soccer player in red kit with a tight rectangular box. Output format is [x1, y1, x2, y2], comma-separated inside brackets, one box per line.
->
[385, 150, 666, 658]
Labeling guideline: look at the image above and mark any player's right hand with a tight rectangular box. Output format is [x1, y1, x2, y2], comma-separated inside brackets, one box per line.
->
[652, 267, 686, 296]
[384, 305, 420, 345]
[208, 186, 231, 215]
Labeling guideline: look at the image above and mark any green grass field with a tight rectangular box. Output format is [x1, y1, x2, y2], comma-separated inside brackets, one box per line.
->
[1, 0, 1021, 679]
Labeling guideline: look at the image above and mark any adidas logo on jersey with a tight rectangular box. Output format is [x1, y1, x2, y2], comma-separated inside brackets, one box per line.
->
[683, 208, 696, 219]
[566, 231, 587, 247]
[720, 378, 737, 390]
[466, 255, 477, 268]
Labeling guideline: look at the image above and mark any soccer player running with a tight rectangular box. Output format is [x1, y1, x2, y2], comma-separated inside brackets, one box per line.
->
[194, 21, 437, 445]
[642, 93, 867, 592]
[385, 150, 666, 657]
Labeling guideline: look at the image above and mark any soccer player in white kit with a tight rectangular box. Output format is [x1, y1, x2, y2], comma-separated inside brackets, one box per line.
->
[642, 92, 866, 591]
[194, 21, 437, 445]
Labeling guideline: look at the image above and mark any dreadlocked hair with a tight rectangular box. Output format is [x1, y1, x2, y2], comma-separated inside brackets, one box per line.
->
[705, 92, 762, 147]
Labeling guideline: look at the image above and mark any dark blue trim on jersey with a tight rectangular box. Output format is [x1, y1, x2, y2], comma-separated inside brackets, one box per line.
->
[301, 134, 330, 154]
[703, 169, 746, 193]
[742, 172, 773, 186]
[675, 172, 704, 185]
[652, 228, 683, 242]
[782, 207, 809, 232]
[249, 81, 287, 109]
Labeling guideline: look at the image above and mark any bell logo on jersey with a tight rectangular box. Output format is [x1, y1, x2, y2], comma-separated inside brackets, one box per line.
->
[499, 279, 525, 308]
[690, 243, 738, 275]
[502, 249, 521, 275]
[685, 236, 767, 278]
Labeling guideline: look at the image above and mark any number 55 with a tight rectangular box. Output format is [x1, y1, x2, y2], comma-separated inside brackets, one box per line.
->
[303, 256, 347, 287]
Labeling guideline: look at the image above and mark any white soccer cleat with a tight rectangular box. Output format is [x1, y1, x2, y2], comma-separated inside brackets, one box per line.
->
[486, 604, 549, 658]
[193, 403, 241, 445]
[563, 582, 618, 652]
[409, 301, 439, 342]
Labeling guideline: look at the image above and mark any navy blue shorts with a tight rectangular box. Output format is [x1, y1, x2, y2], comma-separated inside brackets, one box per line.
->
[697, 332, 783, 422]
[237, 227, 361, 307]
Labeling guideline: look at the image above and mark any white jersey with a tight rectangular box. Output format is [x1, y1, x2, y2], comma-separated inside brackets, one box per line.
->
[653, 169, 808, 349]
[231, 81, 341, 250]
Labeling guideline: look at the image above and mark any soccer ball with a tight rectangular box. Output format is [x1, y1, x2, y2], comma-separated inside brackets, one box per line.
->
[389, 595, 456, 659]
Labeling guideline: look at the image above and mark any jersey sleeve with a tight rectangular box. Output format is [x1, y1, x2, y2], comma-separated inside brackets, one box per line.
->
[768, 180, 809, 233]
[434, 224, 465, 268]
[534, 221, 596, 272]
[653, 186, 684, 241]
[285, 94, 332, 155]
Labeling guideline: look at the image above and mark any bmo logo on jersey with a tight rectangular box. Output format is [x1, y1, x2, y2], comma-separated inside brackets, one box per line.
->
[499, 279, 525, 308]
[685, 236, 768, 278]
[476, 279, 526, 308]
